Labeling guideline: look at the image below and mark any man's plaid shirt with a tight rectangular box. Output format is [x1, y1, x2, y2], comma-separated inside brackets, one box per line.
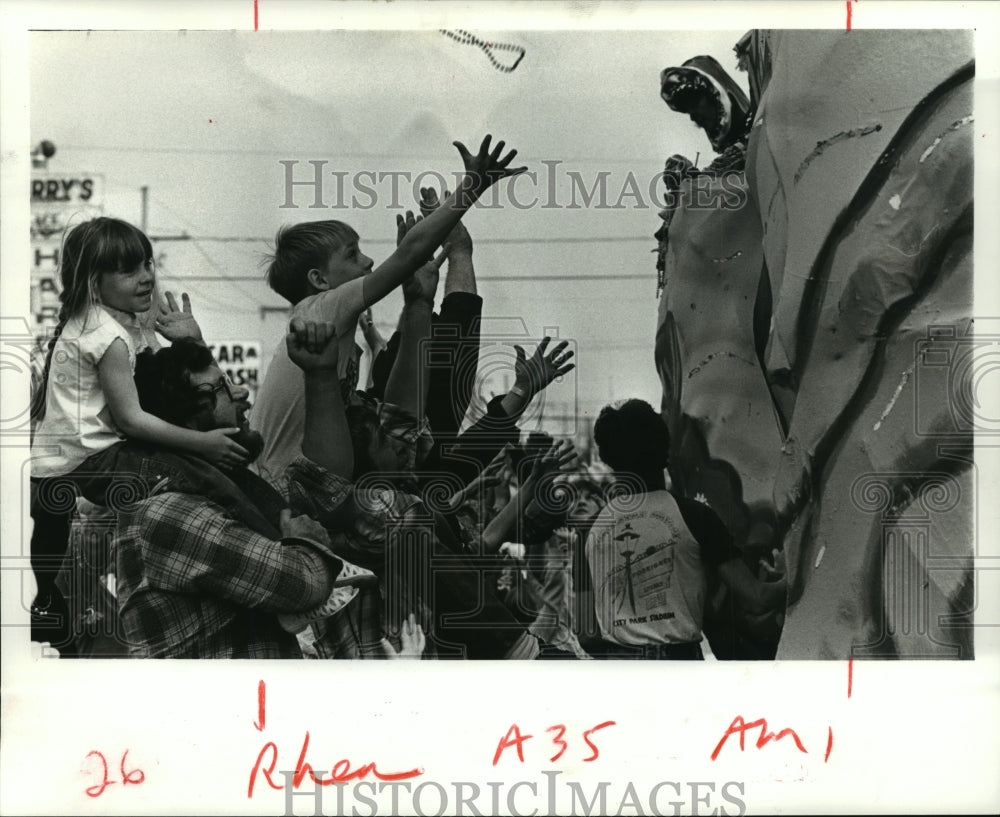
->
[114, 456, 356, 658]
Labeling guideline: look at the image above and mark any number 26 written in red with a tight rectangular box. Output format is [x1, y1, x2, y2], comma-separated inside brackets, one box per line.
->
[83, 749, 145, 797]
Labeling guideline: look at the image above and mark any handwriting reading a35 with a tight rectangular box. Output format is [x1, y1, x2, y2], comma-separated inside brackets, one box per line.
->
[492, 721, 617, 766]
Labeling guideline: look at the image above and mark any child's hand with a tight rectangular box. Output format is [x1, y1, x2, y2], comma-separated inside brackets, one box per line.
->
[279, 508, 331, 547]
[201, 427, 250, 469]
[285, 318, 340, 371]
[379, 613, 426, 659]
[154, 291, 204, 342]
[453, 134, 527, 196]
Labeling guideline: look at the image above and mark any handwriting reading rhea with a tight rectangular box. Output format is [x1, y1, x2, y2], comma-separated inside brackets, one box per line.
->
[247, 681, 423, 798]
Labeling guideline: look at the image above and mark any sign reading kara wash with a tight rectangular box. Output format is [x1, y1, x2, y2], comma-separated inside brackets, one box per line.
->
[207, 341, 262, 402]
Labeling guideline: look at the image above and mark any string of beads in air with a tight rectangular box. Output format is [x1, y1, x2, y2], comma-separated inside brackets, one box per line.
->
[440, 29, 525, 73]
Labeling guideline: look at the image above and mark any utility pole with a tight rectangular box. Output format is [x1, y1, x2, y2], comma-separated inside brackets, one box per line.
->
[140, 185, 149, 232]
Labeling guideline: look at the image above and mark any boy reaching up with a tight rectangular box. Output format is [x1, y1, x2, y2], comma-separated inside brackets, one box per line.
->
[252, 136, 526, 477]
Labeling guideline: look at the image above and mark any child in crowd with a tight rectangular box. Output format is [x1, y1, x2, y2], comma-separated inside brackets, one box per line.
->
[28, 216, 248, 649]
[252, 134, 526, 477]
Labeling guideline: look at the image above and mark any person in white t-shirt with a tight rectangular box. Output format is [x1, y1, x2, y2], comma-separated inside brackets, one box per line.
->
[28, 217, 250, 652]
[582, 399, 786, 659]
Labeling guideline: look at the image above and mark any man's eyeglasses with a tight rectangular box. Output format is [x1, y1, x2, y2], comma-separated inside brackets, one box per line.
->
[195, 376, 235, 407]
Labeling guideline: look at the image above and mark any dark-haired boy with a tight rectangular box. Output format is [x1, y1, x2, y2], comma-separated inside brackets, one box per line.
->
[583, 399, 785, 659]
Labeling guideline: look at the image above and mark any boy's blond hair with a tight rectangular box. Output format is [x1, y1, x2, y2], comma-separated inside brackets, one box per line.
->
[266, 220, 359, 304]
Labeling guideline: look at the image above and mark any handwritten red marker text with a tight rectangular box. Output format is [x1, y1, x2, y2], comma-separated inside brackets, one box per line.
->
[247, 681, 423, 798]
[493, 721, 617, 766]
[83, 749, 145, 798]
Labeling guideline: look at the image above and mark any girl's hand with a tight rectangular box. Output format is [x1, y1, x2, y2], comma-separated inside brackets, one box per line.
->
[453, 135, 527, 196]
[154, 291, 204, 342]
[201, 427, 249, 468]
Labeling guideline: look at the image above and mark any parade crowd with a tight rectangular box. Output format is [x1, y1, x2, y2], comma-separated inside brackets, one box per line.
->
[28, 135, 785, 660]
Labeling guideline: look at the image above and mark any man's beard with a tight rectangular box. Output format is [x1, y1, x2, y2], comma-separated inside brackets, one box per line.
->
[231, 426, 265, 465]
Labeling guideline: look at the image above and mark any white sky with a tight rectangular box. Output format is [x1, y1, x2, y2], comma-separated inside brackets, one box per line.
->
[28, 27, 747, 420]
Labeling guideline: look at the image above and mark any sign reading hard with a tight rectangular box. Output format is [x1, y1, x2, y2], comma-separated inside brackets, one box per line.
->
[207, 341, 261, 401]
[30, 172, 105, 337]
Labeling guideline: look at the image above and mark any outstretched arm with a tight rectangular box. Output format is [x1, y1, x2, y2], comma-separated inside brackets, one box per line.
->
[362, 135, 525, 307]
[481, 439, 578, 553]
[419, 187, 477, 297]
[285, 318, 353, 480]
[718, 558, 787, 616]
[99, 339, 248, 467]
[383, 249, 446, 421]
[500, 336, 576, 418]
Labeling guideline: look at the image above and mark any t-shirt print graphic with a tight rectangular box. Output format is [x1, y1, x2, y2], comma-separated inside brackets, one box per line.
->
[608, 522, 674, 616]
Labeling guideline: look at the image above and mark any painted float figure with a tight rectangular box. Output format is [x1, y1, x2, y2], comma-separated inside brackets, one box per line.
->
[654, 30, 975, 659]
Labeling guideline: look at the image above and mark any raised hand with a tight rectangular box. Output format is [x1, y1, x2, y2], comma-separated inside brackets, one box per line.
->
[452, 134, 527, 196]
[401, 250, 446, 306]
[447, 444, 511, 509]
[201, 427, 250, 469]
[285, 318, 340, 371]
[379, 613, 426, 659]
[154, 291, 204, 342]
[358, 308, 386, 355]
[419, 187, 473, 255]
[513, 337, 575, 398]
[395, 209, 423, 247]
[759, 548, 787, 580]
[531, 438, 579, 481]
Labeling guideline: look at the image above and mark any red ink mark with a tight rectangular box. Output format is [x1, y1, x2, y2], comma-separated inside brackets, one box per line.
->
[492, 723, 533, 766]
[582, 720, 617, 762]
[546, 724, 568, 762]
[84, 750, 144, 797]
[846, 0, 853, 31]
[710, 716, 809, 760]
[847, 658, 853, 698]
[248, 742, 281, 798]
[824, 726, 834, 762]
[120, 750, 145, 785]
[254, 0, 259, 31]
[254, 679, 266, 731]
[248, 732, 421, 798]
[292, 732, 422, 787]
[84, 751, 113, 798]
